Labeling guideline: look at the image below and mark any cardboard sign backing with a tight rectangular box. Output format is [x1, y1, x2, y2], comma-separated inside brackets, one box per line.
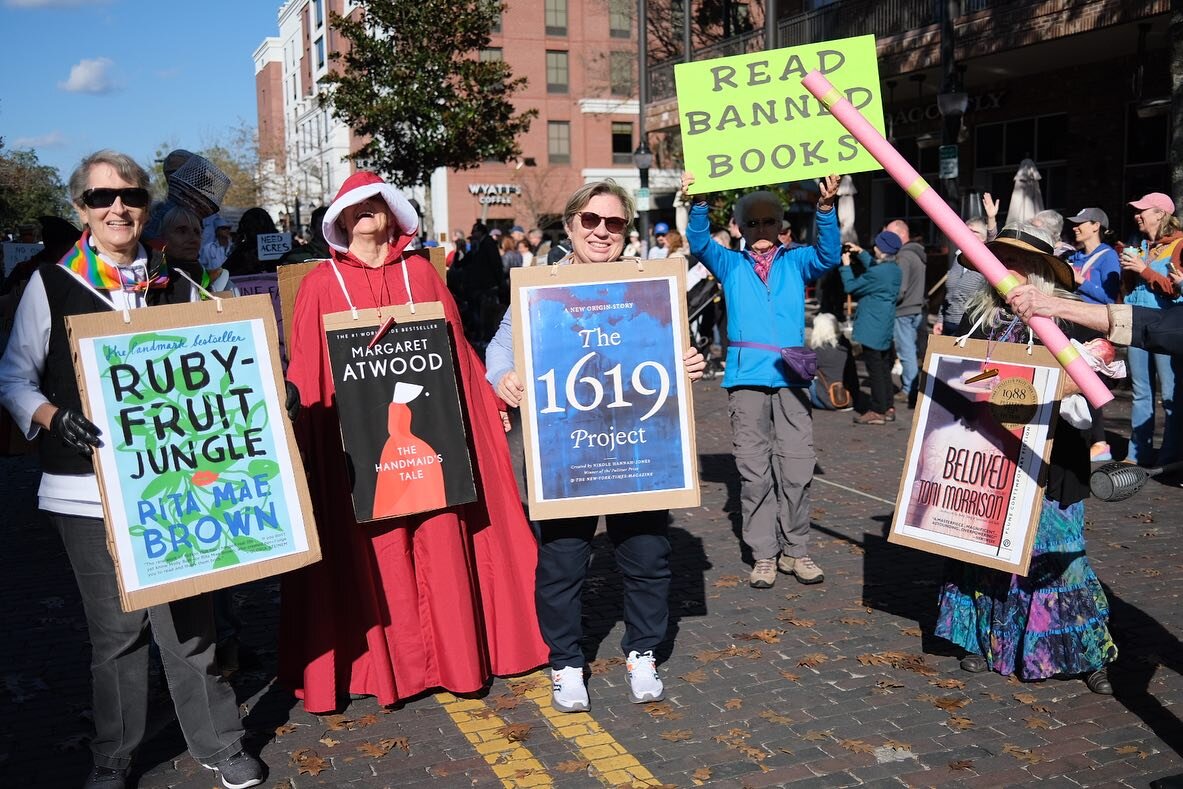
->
[322, 302, 476, 522]
[511, 258, 700, 520]
[66, 295, 321, 611]
[888, 336, 1064, 576]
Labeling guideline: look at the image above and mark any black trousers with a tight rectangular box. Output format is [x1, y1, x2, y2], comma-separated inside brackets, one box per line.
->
[863, 346, 894, 414]
[49, 512, 244, 769]
[534, 511, 671, 669]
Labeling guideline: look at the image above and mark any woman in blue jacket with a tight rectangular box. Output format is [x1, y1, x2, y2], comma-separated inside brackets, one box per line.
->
[840, 232, 903, 425]
[682, 171, 842, 589]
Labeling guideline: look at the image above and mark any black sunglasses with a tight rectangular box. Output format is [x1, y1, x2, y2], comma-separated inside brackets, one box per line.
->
[744, 217, 780, 229]
[576, 211, 628, 234]
[81, 187, 152, 209]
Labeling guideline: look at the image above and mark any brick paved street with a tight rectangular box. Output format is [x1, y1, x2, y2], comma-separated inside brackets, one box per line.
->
[2, 376, 1181, 788]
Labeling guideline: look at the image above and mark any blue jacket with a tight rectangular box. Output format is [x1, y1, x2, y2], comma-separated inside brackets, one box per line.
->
[839, 252, 901, 351]
[687, 201, 840, 388]
[1069, 243, 1120, 305]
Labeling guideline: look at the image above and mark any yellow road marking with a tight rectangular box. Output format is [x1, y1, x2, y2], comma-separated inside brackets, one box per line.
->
[518, 670, 667, 787]
[435, 691, 553, 788]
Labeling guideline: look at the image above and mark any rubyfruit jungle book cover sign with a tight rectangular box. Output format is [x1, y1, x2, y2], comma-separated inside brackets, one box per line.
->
[325, 317, 476, 522]
[72, 316, 314, 598]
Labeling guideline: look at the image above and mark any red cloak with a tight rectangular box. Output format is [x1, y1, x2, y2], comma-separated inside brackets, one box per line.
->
[279, 244, 546, 713]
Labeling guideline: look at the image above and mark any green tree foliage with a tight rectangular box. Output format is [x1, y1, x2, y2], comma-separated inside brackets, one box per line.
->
[705, 185, 795, 230]
[323, 0, 536, 190]
[0, 142, 72, 232]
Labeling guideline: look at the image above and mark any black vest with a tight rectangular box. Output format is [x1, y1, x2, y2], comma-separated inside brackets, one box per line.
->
[38, 263, 191, 475]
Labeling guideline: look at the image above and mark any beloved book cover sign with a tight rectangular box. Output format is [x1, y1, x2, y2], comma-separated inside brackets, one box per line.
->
[67, 295, 320, 611]
[511, 259, 700, 520]
[889, 336, 1063, 576]
[323, 302, 476, 522]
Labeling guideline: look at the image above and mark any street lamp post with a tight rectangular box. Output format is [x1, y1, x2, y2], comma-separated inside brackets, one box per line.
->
[635, 0, 652, 252]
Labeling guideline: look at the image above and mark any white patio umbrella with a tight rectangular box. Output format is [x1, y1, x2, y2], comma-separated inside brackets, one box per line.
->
[837, 175, 858, 243]
[1005, 158, 1044, 225]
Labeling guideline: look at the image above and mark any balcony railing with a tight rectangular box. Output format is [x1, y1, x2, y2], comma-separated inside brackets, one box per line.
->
[646, 0, 1163, 102]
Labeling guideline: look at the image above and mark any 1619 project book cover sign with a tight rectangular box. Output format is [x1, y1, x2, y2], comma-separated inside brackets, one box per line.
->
[515, 267, 698, 518]
[325, 316, 476, 522]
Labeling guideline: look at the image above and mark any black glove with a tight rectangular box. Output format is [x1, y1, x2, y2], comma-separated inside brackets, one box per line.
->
[50, 408, 102, 457]
[284, 381, 301, 422]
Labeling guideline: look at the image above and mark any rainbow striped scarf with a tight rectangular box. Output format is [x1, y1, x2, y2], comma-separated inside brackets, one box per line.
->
[57, 230, 168, 291]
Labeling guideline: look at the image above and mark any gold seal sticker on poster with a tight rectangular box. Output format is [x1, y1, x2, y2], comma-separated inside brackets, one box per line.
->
[988, 376, 1039, 430]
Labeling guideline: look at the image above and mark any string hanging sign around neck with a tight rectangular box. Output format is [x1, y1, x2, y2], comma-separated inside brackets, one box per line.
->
[966, 312, 1020, 384]
[367, 255, 418, 349]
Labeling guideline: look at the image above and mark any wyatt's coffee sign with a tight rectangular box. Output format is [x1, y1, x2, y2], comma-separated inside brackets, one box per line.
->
[324, 304, 476, 522]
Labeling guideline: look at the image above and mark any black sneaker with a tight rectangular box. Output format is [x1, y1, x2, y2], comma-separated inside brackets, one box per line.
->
[204, 750, 265, 789]
[84, 766, 128, 789]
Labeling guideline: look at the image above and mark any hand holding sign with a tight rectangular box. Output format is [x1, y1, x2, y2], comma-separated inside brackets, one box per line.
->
[817, 174, 840, 212]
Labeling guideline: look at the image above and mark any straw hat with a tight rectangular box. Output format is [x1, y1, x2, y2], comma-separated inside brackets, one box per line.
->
[986, 223, 1075, 291]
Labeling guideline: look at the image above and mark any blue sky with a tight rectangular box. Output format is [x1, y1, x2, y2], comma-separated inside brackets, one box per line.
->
[0, 0, 282, 181]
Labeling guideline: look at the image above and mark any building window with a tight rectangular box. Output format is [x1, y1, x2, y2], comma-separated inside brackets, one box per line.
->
[491, 10, 501, 33]
[314, 0, 324, 28]
[548, 121, 571, 164]
[612, 123, 633, 165]
[609, 52, 634, 96]
[315, 36, 326, 69]
[546, 50, 569, 93]
[974, 114, 1068, 215]
[545, 0, 567, 36]
[479, 48, 503, 62]
[609, 0, 631, 37]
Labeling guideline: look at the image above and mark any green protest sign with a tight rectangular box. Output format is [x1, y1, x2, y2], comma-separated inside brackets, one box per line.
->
[675, 35, 885, 193]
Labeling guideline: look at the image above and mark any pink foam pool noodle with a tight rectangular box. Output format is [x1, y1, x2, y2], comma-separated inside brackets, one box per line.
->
[802, 71, 1112, 407]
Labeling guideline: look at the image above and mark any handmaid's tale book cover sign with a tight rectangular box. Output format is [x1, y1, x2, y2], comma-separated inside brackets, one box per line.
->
[889, 336, 1063, 576]
[324, 303, 476, 522]
[68, 295, 320, 611]
[512, 259, 700, 520]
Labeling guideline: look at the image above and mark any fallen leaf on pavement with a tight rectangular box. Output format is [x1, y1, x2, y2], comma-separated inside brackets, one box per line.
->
[839, 617, 869, 626]
[291, 748, 330, 776]
[930, 678, 965, 689]
[680, 669, 708, 684]
[1031, 704, 1052, 714]
[692, 767, 712, 780]
[318, 736, 339, 748]
[875, 679, 905, 689]
[354, 714, 378, 728]
[785, 619, 816, 628]
[883, 739, 911, 751]
[947, 716, 974, 730]
[644, 702, 684, 721]
[803, 730, 832, 741]
[798, 653, 828, 668]
[496, 723, 532, 742]
[1115, 745, 1142, 755]
[932, 696, 970, 712]
[713, 575, 741, 588]
[900, 626, 923, 637]
[274, 723, 298, 737]
[780, 671, 801, 682]
[320, 715, 351, 731]
[736, 629, 782, 643]
[588, 657, 626, 675]
[660, 729, 693, 742]
[1012, 693, 1037, 704]
[1002, 743, 1042, 764]
[556, 760, 590, 773]
[724, 698, 743, 710]
[1024, 717, 1051, 729]
[489, 694, 523, 712]
[839, 739, 875, 754]
[948, 759, 974, 771]
[759, 710, 793, 725]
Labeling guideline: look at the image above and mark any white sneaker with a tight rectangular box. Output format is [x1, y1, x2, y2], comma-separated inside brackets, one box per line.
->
[551, 666, 589, 712]
[626, 650, 665, 703]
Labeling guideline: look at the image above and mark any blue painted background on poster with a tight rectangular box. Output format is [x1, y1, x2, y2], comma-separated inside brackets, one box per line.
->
[526, 278, 687, 500]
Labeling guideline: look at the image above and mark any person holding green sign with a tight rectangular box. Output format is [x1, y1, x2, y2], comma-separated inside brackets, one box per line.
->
[682, 171, 842, 589]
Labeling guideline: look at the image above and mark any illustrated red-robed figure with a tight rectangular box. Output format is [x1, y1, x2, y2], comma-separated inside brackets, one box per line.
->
[281, 172, 546, 713]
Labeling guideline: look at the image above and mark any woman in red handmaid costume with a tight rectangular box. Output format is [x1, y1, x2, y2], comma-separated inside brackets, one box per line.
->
[281, 172, 547, 713]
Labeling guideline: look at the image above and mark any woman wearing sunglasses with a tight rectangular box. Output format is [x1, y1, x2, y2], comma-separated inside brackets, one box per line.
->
[682, 171, 842, 590]
[0, 150, 265, 788]
[485, 179, 706, 714]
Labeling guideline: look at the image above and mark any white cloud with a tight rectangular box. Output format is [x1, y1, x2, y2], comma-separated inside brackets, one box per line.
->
[9, 131, 67, 149]
[4, 0, 109, 7]
[58, 57, 117, 94]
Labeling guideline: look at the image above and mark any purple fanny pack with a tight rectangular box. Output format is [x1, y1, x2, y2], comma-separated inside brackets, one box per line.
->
[731, 341, 817, 384]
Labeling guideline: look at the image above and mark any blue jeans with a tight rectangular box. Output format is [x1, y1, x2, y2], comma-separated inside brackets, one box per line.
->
[894, 313, 924, 398]
[1126, 344, 1179, 465]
